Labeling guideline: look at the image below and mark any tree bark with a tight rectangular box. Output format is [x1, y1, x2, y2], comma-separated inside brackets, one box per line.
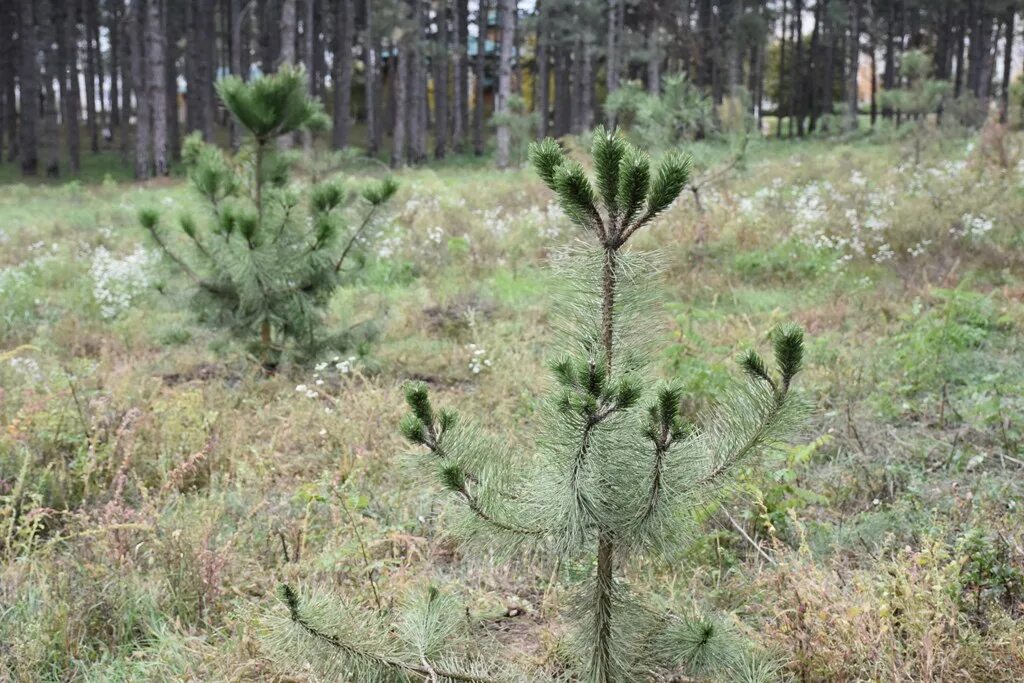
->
[18, 0, 39, 174]
[364, 0, 380, 154]
[494, 0, 514, 167]
[534, 0, 548, 138]
[279, 0, 297, 65]
[39, 0, 60, 176]
[409, 0, 427, 163]
[777, 0, 787, 138]
[845, 0, 859, 132]
[165, 1, 182, 161]
[452, 0, 468, 150]
[57, 0, 81, 173]
[605, 0, 623, 126]
[2, 0, 17, 161]
[391, 31, 409, 167]
[999, 10, 1014, 124]
[146, 0, 168, 175]
[473, 0, 487, 155]
[332, 0, 353, 148]
[109, 2, 122, 131]
[83, 0, 100, 152]
[434, 0, 449, 159]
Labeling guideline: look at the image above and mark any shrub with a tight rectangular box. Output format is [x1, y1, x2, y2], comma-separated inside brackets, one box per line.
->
[139, 66, 397, 367]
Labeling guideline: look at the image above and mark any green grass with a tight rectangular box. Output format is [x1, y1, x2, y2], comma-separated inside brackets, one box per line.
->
[1, 131, 1023, 681]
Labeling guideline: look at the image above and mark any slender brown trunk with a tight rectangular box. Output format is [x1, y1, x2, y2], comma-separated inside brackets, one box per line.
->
[364, 0, 380, 154]
[452, 0, 468, 150]
[391, 30, 409, 167]
[1, 0, 17, 161]
[434, 0, 449, 159]
[494, 0, 514, 167]
[409, 0, 427, 163]
[333, 0, 353, 148]
[165, 1, 181, 161]
[999, 11, 1014, 124]
[473, 0, 487, 155]
[18, 0, 39, 174]
[534, 0, 548, 138]
[777, 0, 787, 138]
[58, 0, 81, 173]
[845, 0, 860, 132]
[229, 0, 242, 148]
[146, 0, 168, 175]
[39, 0, 60, 177]
[109, 3, 122, 130]
[84, 0, 100, 152]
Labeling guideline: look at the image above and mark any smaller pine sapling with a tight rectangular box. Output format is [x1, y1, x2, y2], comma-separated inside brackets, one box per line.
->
[264, 129, 808, 682]
[140, 66, 397, 367]
[878, 50, 951, 164]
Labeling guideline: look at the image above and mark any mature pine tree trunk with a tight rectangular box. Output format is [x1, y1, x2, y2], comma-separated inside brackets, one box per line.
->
[777, 0, 787, 138]
[131, 0, 150, 178]
[391, 33, 409, 167]
[473, 0, 487, 155]
[364, 0, 380, 155]
[228, 0, 242, 148]
[494, 0, 514, 167]
[165, 2, 181, 161]
[301, 0, 314, 152]
[553, 44, 571, 137]
[333, 0, 353, 148]
[845, 0, 859, 132]
[39, 0, 60, 177]
[999, 10, 1014, 124]
[57, 0, 81, 173]
[534, 0, 548, 138]
[647, 9, 661, 95]
[279, 0, 297, 65]
[146, 0, 168, 175]
[791, 0, 804, 136]
[434, 0, 449, 159]
[18, 0, 39, 174]
[409, 0, 427, 163]
[953, 6, 966, 98]
[82, 0, 99, 152]
[452, 0, 468, 150]
[199, 0, 217, 140]
[109, 3, 122, 131]
[2, 0, 17, 161]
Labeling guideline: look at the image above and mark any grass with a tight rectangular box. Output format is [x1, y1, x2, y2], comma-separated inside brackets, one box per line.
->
[1, 128, 1023, 681]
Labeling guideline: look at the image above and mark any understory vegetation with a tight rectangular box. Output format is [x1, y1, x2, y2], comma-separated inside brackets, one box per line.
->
[2, 128, 1024, 681]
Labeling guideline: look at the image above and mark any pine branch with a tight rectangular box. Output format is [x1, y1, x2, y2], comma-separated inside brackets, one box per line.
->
[276, 585, 502, 683]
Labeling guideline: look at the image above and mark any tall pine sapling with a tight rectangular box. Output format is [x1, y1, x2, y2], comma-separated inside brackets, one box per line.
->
[140, 66, 397, 366]
[266, 129, 807, 682]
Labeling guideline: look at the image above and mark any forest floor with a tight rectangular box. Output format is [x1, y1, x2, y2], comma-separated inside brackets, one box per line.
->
[2, 132, 1024, 681]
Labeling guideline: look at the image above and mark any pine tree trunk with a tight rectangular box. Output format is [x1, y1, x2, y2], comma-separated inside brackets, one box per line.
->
[165, 2, 181, 161]
[83, 0, 100, 152]
[791, 0, 804, 137]
[57, 0, 81, 173]
[409, 0, 427, 163]
[777, 0, 787, 138]
[39, 0, 60, 177]
[494, 0, 514, 168]
[999, 10, 1014, 124]
[580, 41, 594, 131]
[452, 0, 468, 150]
[279, 0, 297, 65]
[199, 0, 217, 140]
[391, 34, 409, 167]
[109, 3, 122, 130]
[845, 0, 859, 132]
[473, 0, 487, 155]
[18, 0, 39, 174]
[553, 45, 571, 137]
[228, 0, 242, 148]
[333, 0, 353, 149]
[605, 0, 623, 126]
[301, 0, 314, 152]
[364, 0, 380, 155]
[2, 0, 17, 162]
[534, 0, 548, 138]
[147, 0, 168, 175]
[434, 0, 449, 160]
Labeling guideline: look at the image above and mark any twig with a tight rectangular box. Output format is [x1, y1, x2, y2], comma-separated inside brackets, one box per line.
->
[725, 510, 776, 566]
[336, 488, 384, 612]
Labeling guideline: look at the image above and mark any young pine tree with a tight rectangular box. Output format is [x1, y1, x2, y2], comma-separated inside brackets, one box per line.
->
[266, 129, 807, 682]
[140, 66, 397, 367]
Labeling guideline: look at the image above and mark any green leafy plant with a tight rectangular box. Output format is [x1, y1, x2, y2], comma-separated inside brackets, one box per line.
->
[139, 66, 397, 367]
[265, 128, 808, 681]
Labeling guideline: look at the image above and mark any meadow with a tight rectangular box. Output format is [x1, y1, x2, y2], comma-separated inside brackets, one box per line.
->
[2, 130, 1023, 681]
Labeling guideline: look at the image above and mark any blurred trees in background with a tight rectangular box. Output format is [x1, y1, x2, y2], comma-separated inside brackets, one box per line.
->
[1, 0, 1022, 178]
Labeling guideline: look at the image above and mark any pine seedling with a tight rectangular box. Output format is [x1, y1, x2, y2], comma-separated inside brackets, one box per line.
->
[139, 66, 397, 367]
[265, 128, 807, 682]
